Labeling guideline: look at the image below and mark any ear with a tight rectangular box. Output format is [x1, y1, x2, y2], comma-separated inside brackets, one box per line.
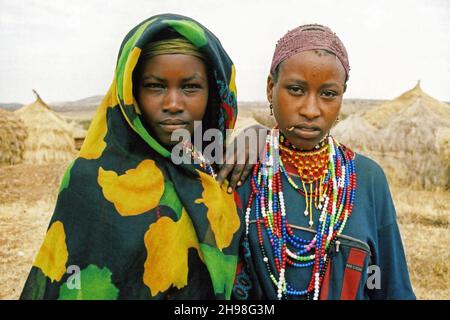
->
[267, 74, 274, 103]
[343, 83, 347, 93]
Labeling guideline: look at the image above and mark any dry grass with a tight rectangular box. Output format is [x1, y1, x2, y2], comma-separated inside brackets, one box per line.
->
[0, 109, 27, 166]
[436, 128, 450, 165]
[393, 186, 450, 299]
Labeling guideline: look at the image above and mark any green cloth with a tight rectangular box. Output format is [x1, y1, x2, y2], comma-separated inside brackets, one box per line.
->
[20, 13, 242, 300]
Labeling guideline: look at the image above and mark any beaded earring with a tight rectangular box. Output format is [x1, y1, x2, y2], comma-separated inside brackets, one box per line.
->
[269, 103, 273, 116]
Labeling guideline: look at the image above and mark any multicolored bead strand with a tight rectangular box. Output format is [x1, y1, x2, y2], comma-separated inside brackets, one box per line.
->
[244, 128, 356, 300]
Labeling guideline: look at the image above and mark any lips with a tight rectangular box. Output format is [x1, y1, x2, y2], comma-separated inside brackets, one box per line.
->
[290, 124, 321, 139]
[158, 119, 188, 132]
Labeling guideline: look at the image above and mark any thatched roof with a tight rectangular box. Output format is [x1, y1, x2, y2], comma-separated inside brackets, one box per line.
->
[0, 108, 27, 165]
[72, 125, 87, 140]
[363, 81, 450, 128]
[375, 97, 450, 190]
[14, 90, 76, 164]
[436, 128, 450, 165]
[331, 114, 379, 153]
[332, 83, 450, 190]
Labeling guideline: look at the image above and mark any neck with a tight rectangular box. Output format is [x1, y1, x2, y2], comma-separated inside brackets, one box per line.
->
[279, 133, 330, 184]
[280, 131, 329, 152]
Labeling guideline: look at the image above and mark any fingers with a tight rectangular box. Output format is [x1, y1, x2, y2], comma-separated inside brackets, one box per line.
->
[216, 147, 246, 194]
[228, 163, 246, 193]
[216, 163, 234, 186]
[216, 125, 266, 193]
[238, 162, 254, 187]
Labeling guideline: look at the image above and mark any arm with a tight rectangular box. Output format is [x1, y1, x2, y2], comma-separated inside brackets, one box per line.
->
[368, 166, 416, 300]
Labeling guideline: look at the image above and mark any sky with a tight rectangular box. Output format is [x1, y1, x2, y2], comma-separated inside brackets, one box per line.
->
[1, 0, 449, 104]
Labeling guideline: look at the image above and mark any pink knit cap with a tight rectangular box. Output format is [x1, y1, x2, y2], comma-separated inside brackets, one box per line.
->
[270, 24, 350, 80]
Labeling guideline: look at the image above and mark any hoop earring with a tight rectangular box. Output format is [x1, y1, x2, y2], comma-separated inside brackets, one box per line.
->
[269, 103, 273, 116]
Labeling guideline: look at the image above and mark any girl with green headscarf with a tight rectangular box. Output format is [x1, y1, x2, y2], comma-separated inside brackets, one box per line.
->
[20, 13, 245, 300]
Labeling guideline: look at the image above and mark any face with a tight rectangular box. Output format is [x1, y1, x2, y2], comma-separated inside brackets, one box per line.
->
[267, 50, 346, 150]
[136, 54, 209, 148]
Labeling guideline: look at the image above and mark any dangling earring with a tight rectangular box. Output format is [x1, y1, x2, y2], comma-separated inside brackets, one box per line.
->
[269, 103, 273, 116]
[335, 116, 340, 124]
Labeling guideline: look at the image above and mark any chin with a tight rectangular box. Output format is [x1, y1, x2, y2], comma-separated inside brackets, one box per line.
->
[289, 136, 321, 150]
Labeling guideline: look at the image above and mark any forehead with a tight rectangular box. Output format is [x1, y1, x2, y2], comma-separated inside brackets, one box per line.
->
[141, 54, 207, 75]
[278, 50, 346, 82]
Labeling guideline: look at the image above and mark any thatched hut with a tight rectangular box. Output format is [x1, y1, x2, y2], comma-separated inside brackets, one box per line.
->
[14, 90, 76, 164]
[331, 114, 379, 154]
[251, 109, 277, 129]
[332, 82, 450, 190]
[436, 128, 450, 166]
[363, 81, 450, 128]
[73, 126, 87, 151]
[0, 108, 28, 165]
[377, 99, 450, 189]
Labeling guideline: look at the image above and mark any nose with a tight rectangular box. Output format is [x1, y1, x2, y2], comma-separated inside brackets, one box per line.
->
[299, 94, 320, 120]
[162, 89, 184, 113]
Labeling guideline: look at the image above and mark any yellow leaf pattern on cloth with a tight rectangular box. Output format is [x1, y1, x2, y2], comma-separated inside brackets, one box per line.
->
[123, 47, 141, 106]
[78, 80, 117, 160]
[97, 159, 164, 216]
[33, 221, 68, 282]
[229, 64, 237, 97]
[195, 171, 240, 251]
[143, 208, 201, 296]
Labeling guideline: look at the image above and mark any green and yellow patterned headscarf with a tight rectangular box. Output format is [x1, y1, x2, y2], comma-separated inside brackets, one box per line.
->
[20, 14, 242, 300]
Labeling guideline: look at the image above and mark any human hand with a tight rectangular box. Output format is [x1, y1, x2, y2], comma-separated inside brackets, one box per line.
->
[217, 124, 269, 193]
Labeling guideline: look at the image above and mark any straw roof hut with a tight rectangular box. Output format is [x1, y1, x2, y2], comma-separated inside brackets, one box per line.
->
[332, 83, 450, 190]
[14, 90, 76, 164]
[251, 109, 277, 129]
[363, 81, 450, 128]
[73, 125, 87, 151]
[0, 108, 28, 165]
[331, 114, 379, 154]
[436, 128, 450, 165]
[376, 94, 450, 190]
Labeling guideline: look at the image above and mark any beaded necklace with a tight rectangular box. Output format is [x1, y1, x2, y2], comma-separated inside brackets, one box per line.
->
[181, 140, 216, 178]
[244, 128, 356, 300]
[279, 134, 329, 227]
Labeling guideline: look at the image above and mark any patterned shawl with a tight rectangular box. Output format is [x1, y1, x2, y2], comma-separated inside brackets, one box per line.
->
[20, 13, 242, 300]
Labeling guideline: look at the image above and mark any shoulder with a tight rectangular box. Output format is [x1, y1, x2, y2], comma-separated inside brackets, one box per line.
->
[354, 153, 385, 176]
[354, 153, 389, 187]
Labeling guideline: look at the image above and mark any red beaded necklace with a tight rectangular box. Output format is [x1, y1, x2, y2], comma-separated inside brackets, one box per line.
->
[279, 134, 330, 226]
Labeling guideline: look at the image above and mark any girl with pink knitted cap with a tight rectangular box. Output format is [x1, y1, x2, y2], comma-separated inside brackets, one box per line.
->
[233, 24, 415, 300]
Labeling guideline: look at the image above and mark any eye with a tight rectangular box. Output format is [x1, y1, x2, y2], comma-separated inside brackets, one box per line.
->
[321, 90, 338, 99]
[182, 83, 203, 93]
[143, 82, 165, 90]
[287, 85, 305, 95]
